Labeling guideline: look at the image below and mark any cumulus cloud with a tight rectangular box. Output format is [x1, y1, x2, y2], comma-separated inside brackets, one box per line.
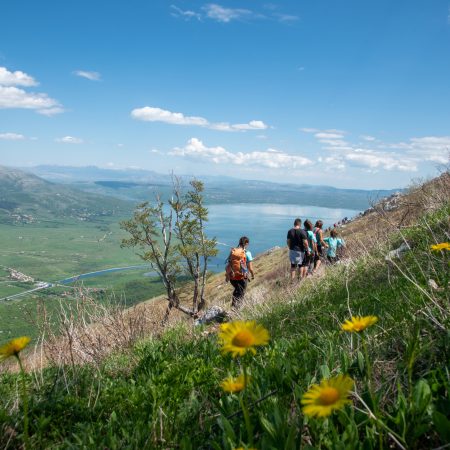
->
[202, 3, 252, 22]
[73, 70, 101, 81]
[315, 132, 345, 139]
[0, 67, 63, 115]
[171, 3, 297, 23]
[0, 67, 37, 86]
[131, 106, 268, 132]
[344, 150, 417, 172]
[55, 136, 83, 144]
[0, 132, 25, 140]
[361, 135, 376, 141]
[170, 138, 312, 169]
[318, 156, 346, 171]
[387, 136, 450, 164]
[170, 5, 202, 20]
[308, 127, 422, 172]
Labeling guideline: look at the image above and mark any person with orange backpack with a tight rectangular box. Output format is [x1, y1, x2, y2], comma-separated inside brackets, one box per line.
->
[225, 236, 254, 308]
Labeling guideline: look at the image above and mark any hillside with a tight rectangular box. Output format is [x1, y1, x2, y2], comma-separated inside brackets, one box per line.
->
[27, 164, 399, 210]
[0, 166, 133, 224]
[0, 172, 449, 449]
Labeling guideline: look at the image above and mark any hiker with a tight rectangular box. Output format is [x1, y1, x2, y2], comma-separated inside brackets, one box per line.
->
[313, 220, 327, 274]
[303, 220, 317, 276]
[323, 229, 345, 264]
[286, 218, 309, 281]
[226, 236, 254, 308]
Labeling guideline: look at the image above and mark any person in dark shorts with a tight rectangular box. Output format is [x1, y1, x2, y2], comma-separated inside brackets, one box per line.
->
[313, 220, 327, 274]
[286, 218, 309, 281]
[302, 220, 317, 276]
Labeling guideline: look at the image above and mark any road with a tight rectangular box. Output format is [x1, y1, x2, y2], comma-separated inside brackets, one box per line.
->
[0, 264, 154, 302]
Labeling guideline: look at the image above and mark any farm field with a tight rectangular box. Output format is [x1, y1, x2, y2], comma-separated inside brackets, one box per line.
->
[0, 217, 166, 339]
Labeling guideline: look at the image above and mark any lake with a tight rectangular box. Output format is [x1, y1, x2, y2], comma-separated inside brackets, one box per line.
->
[206, 203, 360, 269]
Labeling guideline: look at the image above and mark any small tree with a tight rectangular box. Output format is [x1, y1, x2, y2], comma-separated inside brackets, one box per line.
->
[120, 178, 217, 322]
[171, 178, 218, 314]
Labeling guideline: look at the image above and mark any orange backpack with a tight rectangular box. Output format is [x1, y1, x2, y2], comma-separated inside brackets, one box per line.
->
[225, 247, 247, 281]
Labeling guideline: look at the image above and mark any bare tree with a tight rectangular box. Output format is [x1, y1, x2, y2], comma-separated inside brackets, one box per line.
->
[121, 179, 217, 321]
[171, 178, 218, 314]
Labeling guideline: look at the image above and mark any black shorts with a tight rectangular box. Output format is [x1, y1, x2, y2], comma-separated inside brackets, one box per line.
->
[314, 245, 324, 262]
[302, 253, 313, 267]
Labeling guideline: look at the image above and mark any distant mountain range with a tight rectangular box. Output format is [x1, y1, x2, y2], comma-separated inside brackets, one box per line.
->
[24, 165, 400, 210]
[0, 166, 132, 224]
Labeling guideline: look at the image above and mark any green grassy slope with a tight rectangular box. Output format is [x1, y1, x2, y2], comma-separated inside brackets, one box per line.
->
[0, 165, 132, 224]
[0, 194, 448, 448]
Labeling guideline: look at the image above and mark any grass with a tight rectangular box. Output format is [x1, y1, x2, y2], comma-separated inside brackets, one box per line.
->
[0, 216, 169, 339]
[0, 198, 448, 448]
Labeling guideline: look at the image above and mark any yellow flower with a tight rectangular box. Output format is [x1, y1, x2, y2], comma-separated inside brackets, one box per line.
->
[218, 321, 269, 357]
[221, 374, 249, 393]
[234, 448, 257, 450]
[430, 242, 450, 252]
[342, 316, 378, 333]
[0, 336, 31, 361]
[301, 374, 354, 418]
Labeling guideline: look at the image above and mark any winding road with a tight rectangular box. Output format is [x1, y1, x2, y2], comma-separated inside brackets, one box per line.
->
[0, 264, 154, 302]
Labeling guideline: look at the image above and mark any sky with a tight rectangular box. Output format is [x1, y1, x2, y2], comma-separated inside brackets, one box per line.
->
[0, 0, 449, 189]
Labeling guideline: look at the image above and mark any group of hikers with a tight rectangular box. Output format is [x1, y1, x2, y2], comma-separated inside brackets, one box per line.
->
[225, 218, 345, 308]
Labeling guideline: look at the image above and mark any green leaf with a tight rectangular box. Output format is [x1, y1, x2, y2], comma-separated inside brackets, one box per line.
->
[432, 411, 450, 442]
[412, 379, 431, 415]
[260, 416, 277, 439]
[357, 351, 365, 374]
[319, 364, 330, 379]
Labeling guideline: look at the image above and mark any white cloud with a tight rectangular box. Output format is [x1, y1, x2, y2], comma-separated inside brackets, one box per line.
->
[131, 106, 208, 126]
[202, 4, 252, 22]
[0, 67, 63, 115]
[170, 138, 312, 169]
[361, 135, 376, 141]
[0, 86, 63, 115]
[0, 67, 37, 86]
[55, 136, 83, 144]
[344, 150, 417, 172]
[171, 3, 296, 24]
[386, 136, 450, 164]
[318, 156, 346, 171]
[274, 13, 299, 23]
[73, 70, 101, 81]
[37, 107, 65, 116]
[131, 106, 268, 132]
[315, 132, 345, 140]
[300, 127, 319, 133]
[0, 132, 25, 140]
[170, 5, 202, 20]
[308, 126, 421, 172]
[318, 139, 349, 147]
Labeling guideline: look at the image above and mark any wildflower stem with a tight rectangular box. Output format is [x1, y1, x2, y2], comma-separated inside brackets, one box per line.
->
[361, 336, 383, 450]
[353, 391, 406, 450]
[240, 363, 254, 446]
[16, 355, 30, 450]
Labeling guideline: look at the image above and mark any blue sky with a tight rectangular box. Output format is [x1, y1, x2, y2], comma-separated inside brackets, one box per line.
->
[0, 1, 449, 189]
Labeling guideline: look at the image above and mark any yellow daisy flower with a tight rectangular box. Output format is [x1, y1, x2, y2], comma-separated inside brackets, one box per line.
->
[430, 242, 450, 252]
[341, 316, 378, 333]
[301, 374, 354, 418]
[0, 336, 31, 361]
[220, 374, 249, 393]
[218, 321, 269, 357]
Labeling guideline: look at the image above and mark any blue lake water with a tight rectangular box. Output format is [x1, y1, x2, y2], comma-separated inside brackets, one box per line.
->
[206, 203, 360, 269]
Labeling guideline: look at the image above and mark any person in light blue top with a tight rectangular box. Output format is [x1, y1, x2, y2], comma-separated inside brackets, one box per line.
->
[302, 219, 317, 276]
[323, 229, 345, 264]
